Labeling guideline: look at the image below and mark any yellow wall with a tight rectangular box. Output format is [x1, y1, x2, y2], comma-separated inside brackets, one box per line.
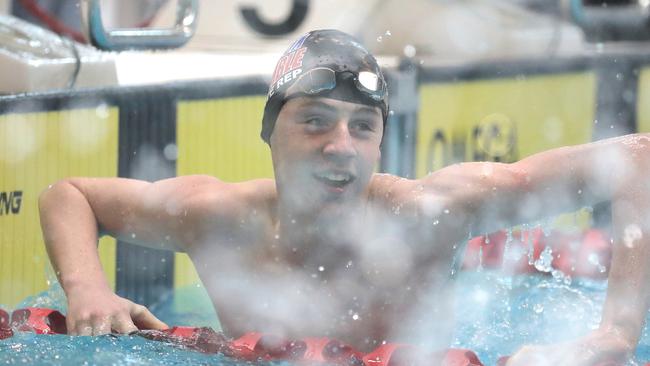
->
[174, 96, 271, 290]
[416, 72, 596, 174]
[637, 67, 650, 133]
[0, 108, 119, 307]
[416, 72, 597, 228]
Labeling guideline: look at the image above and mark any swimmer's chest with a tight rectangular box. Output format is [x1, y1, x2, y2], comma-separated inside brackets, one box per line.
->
[190, 235, 440, 345]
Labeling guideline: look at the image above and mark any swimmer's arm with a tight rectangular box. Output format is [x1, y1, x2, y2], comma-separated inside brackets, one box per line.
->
[470, 133, 650, 348]
[40, 175, 220, 251]
[38, 175, 231, 334]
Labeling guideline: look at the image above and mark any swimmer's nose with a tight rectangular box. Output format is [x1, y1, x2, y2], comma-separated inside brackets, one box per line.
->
[323, 121, 357, 161]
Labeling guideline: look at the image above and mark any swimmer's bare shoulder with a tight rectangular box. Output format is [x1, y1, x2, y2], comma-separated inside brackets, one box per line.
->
[367, 164, 525, 234]
[43, 175, 276, 254]
[172, 176, 277, 251]
[367, 167, 494, 216]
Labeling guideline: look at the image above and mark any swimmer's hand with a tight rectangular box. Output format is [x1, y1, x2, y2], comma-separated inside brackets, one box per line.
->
[505, 329, 634, 366]
[66, 287, 168, 336]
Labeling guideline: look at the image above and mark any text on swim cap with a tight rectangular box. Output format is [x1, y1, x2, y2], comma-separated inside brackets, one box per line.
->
[270, 68, 303, 97]
[270, 47, 307, 93]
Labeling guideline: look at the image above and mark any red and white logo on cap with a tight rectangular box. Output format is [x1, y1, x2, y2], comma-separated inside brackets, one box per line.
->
[268, 33, 310, 97]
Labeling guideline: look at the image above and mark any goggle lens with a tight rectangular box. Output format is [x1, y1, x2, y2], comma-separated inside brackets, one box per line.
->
[300, 68, 336, 94]
[357, 71, 380, 92]
[290, 67, 386, 103]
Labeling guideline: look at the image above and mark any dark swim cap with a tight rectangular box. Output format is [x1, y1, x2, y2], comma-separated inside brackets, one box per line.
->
[261, 29, 389, 144]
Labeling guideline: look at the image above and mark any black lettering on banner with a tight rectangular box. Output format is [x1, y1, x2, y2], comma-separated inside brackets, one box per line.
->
[240, 0, 310, 36]
[426, 129, 448, 174]
[470, 113, 518, 163]
[423, 114, 518, 174]
[0, 191, 22, 216]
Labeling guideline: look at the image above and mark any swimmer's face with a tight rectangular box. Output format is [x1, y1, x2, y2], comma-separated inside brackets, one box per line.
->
[270, 96, 383, 214]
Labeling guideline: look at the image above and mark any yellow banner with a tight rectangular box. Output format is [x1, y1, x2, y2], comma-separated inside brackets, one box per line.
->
[637, 67, 650, 133]
[0, 107, 119, 307]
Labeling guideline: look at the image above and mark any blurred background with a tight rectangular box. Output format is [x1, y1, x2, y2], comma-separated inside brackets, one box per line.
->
[1, 0, 649, 331]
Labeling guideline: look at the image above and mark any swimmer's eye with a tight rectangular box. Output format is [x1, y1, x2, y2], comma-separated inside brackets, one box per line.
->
[305, 117, 324, 125]
[350, 120, 376, 134]
[302, 116, 330, 130]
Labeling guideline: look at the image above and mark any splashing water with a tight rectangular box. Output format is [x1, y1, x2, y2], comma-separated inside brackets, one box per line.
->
[5, 274, 650, 365]
[533, 246, 554, 273]
[587, 253, 607, 273]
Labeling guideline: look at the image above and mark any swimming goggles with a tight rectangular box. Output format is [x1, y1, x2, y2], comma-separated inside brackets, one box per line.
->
[286, 67, 387, 103]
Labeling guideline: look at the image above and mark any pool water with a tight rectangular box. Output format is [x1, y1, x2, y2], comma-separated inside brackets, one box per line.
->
[2, 271, 650, 365]
[452, 271, 650, 365]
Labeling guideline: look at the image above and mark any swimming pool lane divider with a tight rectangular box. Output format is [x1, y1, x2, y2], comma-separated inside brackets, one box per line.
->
[0, 307, 646, 366]
[0, 307, 479, 365]
[462, 228, 612, 278]
[0, 308, 11, 339]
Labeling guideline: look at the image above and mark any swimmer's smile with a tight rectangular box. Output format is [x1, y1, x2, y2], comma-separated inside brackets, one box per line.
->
[313, 171, 356, 192]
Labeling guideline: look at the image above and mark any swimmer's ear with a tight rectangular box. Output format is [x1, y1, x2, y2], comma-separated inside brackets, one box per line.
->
[131, 304, 169, 330]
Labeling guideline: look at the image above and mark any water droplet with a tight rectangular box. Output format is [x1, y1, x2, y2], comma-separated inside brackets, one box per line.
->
[403, 44, 416, 58]
[163, 143, 178, 161]
[433, 220, 439, 226]
[588, 253, 607, 273]
[393, 205, 401, 215]
[473, 289, 489, 304]
[376, 36, 383, 43]
[443, 209, 450, 214]
[534, 247, 554, 272]
[352, 313, 360, 320]
[385, 30, 392, 36]
[318, 266, 324, 272]
[533, 303, 544, 313]
[131, 233, 136, 239]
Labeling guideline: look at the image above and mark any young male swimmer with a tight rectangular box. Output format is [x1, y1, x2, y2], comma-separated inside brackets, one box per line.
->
[39, 30, 650, 366]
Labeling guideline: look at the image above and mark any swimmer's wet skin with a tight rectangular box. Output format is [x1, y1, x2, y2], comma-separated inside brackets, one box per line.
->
[37, 29, 650, 366]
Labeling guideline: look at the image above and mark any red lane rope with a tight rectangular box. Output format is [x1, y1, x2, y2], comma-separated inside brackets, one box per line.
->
[4, 307, 483, 365]
[0, 308, 12, 339]
[463, 228, 612, 278]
